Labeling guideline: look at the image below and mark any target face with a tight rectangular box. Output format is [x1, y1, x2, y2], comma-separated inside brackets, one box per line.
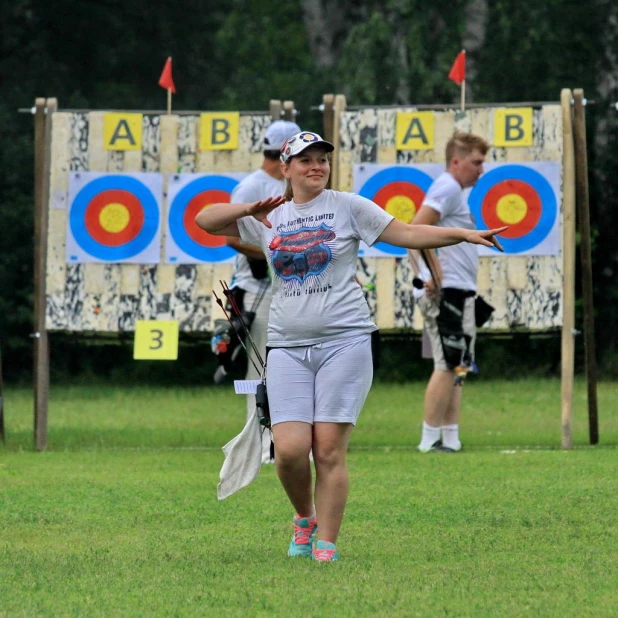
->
[67, 173, 162, 263]
[468, 163, 559, 255]
[354, 164, 443, 256]
[166, 174, 248, 263]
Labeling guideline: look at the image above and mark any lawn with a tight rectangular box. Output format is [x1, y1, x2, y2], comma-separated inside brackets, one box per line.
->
[1, 379, 617, 617]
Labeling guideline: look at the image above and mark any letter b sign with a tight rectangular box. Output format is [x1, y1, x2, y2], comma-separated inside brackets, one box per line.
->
[494, 108, 533, 147]
[200, 112, 240, 150]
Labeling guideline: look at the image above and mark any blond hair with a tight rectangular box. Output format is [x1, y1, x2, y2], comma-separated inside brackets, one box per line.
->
[284, 179, 294, 201]
[445, 132, 489, 165]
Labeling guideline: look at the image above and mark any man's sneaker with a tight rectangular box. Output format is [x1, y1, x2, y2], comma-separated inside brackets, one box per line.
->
[288, 515, 317, 557]
[417, 440, 443, 453]
[437, 442, 463, 453]
[312, 540, 339, 562]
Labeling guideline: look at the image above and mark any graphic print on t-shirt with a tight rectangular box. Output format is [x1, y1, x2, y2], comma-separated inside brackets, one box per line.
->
[269, 222, 335, 285]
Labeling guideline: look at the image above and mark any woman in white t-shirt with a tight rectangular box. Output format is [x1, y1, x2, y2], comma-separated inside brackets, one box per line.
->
[196, 131, 506, 562]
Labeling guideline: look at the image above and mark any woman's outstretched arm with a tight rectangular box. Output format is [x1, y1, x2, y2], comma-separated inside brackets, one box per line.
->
[195, 196, 286, 236]
[377, 219, 507, 251]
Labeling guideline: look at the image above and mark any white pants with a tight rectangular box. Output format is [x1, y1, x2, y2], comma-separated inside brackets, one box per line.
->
[243, 289, 271, 459]
[266, 334, 373, 426]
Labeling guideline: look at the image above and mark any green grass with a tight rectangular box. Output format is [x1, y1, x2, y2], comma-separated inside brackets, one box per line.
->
[1, 379, 618, 617]
[3, 379, 618, 451]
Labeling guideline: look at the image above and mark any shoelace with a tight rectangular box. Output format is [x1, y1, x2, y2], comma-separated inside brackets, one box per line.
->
[293, 521, 315, 545]
[313, 548, 336, 561]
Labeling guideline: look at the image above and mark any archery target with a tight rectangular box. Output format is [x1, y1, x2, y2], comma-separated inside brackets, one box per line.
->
[67, 172, 162, 263]
[353, 164, 444, 257]
[166, 173, 248, 263]
[468, 162, 560, 255]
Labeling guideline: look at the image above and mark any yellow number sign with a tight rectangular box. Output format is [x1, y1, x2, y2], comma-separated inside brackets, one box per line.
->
[103, 113, 143, 151]
[200, 112, 240, 150]
[493, 108, 533, 147]
[396, 111, 435, 150]
[134, 320, 179, 360]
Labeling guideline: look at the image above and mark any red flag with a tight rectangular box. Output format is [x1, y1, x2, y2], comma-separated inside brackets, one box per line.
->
[448, 50, 466, 85]
[158, 57, 176, 93]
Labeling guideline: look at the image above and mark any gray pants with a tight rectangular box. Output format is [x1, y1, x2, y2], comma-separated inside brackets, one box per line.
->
[417, 293, 476, 371]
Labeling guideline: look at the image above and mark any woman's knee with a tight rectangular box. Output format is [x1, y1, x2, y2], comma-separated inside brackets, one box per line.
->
[272, 421, 312, 464]
[312, 423, 353, 470]
[312, 444, 346, 471]
[274, 441, 312, 466]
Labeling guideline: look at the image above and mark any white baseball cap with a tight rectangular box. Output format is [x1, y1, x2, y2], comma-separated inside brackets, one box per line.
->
[279, 131, 335, 163]
[263, 120, 301, 151]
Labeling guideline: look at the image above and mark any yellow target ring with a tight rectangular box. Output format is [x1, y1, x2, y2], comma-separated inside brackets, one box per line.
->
[385, 196, 416, 222]
[99, 203, 130, 233]
[496, 194, 527, 225]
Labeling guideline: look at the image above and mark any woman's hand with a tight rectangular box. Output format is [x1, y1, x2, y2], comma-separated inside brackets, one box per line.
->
[245, 196, 286, 228]
[465, 226, 508, 252]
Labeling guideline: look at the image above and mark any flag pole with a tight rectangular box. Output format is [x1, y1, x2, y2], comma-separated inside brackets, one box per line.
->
[448, 49, 466, 112]
[460, 49, 466, 112]
[159, 56, 175, 114]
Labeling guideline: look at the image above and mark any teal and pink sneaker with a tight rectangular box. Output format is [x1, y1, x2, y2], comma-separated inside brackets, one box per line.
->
[312, 540, 339, 562]
[287, 514, 318, 557]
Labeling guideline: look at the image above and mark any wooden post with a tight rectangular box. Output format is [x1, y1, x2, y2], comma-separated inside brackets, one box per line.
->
[33, 97, 55, 451]
[322, 94, 335, 189]
[560, 89, 576, 450]
[0, 342, 5, 443]
[282, 100, 295, 121]
[329, 94, 347, 191]
[573, 89, 599, 445]
[322, 94, 335, 142]
[269, 99, 282, 122]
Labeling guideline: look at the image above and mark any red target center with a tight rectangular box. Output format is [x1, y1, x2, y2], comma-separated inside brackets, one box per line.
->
[373, 182, 425, 222]
[85, 190, 144, 246]
[183, 190, 230, 247]
[481, 179, 541, 238]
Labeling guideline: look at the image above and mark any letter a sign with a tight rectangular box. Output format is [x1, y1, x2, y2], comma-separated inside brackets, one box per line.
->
[200, 112, 240, 151]
[493, 108, 533, 147]
[396, 112, 435, 150]
[103, 113, 143, 151]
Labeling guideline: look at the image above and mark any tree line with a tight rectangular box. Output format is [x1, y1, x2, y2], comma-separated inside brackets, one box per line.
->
[1, 0, 617, 380]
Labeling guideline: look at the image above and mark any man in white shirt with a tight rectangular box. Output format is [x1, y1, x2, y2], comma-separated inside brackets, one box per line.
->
[224, 119, 300, 462]
[412, 132, 489, 453]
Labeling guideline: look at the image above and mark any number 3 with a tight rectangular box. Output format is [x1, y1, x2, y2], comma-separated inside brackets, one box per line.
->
[149, 329, 164, 350]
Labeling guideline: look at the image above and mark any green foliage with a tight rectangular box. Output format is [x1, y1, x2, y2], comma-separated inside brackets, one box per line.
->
[0, 109, 36, 368]
[212, 0, 324, 112]
[2, 0, 618, 380]
[337, 1, 467, 104]
[375, 333, 564, 383]
[475, 0, 605, 102]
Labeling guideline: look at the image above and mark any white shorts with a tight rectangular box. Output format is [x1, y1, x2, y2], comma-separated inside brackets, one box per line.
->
[418, 292, 476, 372]
[266, 334, 373, 426]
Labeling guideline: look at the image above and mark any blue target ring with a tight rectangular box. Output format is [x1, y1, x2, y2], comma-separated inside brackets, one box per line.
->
[168, 176, 239, 262]
[70, 175, 160, 261]
[468, 165, 557, 253]
[359, 167, 434, 256]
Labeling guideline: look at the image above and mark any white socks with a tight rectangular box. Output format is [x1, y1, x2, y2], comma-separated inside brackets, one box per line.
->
[418, 422, 441, 452]
[441, 423, 462, 451]
[418, 422, 462, 452]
